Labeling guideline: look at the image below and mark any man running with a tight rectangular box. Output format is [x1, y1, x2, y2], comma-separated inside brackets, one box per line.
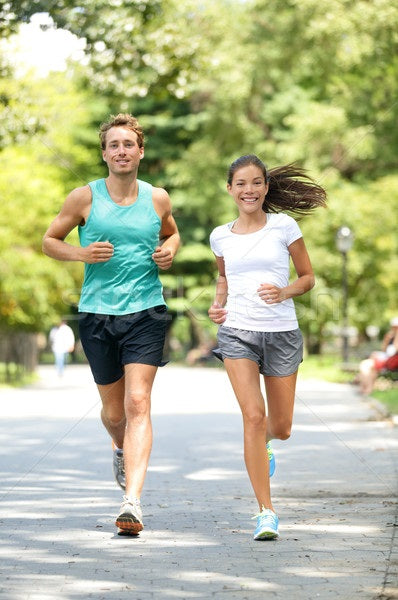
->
[43, 113, 180, 534]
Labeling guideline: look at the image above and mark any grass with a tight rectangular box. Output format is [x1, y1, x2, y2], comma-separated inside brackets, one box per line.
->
[370, 387, 398, 415]
[0, 362, 38, 387]
[299, 354, 354, 383]
[300, 354, 398, 415]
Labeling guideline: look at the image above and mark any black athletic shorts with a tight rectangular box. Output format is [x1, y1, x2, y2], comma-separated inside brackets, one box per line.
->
[78, 305, 169, 385]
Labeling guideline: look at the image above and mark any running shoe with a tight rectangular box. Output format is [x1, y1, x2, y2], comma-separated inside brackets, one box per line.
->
[253, 507, 279, 540]
[116, 496, 143, 534]
[267, 441, 275, 477]
[112, 443, 126, 491]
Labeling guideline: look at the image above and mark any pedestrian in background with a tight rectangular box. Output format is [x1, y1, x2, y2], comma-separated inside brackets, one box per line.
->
[208, 155, 326, 540]
[49, 320, 75, 377]
[43, 113, 180, 535]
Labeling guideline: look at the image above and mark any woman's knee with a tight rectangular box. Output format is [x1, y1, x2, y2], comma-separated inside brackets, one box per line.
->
[276, 428, 291, 441]
[269, 421, 292, 441]
[242, 409, 266, 432]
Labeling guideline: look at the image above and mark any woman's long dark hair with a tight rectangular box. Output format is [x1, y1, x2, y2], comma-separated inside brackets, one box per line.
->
[227, 155, 327, 215]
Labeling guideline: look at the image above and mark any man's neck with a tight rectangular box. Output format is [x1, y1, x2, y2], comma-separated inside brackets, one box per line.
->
[105, 172, 139, 205]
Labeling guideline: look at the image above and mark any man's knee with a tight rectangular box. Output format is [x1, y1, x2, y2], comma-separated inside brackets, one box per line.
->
[101, 408, 125, 430]
[125, 388, 151, 418]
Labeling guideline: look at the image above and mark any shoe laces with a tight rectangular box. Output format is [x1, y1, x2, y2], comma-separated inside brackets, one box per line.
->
[115, 452, 125, 472]
[122, 495, 140, 503]
[252, 506, 277, 520]
[266, 442, 273, 460]
[121, 496, 142, 517]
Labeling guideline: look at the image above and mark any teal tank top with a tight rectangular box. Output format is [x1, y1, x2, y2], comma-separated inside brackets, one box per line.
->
[78, 178, 166, 315]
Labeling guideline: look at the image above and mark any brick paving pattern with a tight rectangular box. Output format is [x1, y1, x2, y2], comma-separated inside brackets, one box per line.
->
[0, 365, 396, 599]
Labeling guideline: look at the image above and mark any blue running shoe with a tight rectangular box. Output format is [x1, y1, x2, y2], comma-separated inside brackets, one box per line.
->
[253, 508, 279, 540]
[267, 441, 275, 477]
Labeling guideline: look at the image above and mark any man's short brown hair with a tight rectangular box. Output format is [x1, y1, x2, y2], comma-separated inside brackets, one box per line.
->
[99, 113, 144, 149]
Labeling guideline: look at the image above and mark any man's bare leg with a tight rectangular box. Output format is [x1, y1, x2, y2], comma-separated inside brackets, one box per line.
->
[122, 363, 158, 499]
[114, 363, 158, 534]
[97, 376, 126, 449]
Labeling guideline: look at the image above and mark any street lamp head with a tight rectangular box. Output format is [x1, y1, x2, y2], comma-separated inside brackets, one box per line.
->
[336, 226, 354, 253]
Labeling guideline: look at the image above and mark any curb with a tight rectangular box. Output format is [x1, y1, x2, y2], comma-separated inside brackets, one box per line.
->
[367, 396, 396, 424]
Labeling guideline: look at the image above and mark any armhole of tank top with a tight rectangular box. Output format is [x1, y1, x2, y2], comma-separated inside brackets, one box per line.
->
[80, 182, 95, 229]
[145, 182, 162, 224]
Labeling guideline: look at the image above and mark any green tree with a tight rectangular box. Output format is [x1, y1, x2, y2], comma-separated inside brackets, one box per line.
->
[4, 0, 398, 356]
[0, 69, 98, 333]
[170, 0, 398, 349]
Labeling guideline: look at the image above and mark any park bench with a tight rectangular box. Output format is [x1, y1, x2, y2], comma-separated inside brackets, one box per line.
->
[378, 367, 398, 382]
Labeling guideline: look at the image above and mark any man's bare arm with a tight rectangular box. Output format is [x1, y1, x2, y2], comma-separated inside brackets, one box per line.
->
[152, 187, 180, 270]
[42, 186, 114, 264]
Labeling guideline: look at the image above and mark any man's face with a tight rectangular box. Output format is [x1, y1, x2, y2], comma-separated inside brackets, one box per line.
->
[102, 126, 144, 174]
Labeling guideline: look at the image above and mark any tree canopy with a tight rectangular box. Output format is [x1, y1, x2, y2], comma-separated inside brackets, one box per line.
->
[1, 0, 397, 357]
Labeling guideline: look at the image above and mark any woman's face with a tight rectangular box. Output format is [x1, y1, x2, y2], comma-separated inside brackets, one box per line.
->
[227, 164, 268, 214]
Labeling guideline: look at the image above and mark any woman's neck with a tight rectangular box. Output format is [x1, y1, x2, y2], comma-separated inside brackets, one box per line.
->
[232, 211, 267, 234]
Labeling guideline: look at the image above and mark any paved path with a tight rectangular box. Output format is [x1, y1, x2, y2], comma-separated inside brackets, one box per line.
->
[0, 364, 397, 600]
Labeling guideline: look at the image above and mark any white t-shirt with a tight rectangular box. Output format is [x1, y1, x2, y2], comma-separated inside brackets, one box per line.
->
[209, 212, 302, 332]
[49, 324, 75, 354]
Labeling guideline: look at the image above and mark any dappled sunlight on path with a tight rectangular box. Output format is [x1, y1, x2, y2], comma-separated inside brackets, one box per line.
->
[0, 365, 396, 599]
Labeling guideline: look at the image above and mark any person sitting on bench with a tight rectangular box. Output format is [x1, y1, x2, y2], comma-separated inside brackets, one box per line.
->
[358, 317, 398, 395]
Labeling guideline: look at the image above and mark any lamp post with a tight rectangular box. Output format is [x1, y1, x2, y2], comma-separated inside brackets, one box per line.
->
[335, 226, 354, 364]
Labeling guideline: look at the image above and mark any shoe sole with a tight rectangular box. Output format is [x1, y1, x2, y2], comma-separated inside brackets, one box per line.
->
[115, 515, 143, 535]
[254, 530, 279, 540]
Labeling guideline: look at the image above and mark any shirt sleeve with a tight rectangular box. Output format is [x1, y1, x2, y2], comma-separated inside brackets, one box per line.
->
[209, 228, 224, 257]
[285, 215, 303, 247]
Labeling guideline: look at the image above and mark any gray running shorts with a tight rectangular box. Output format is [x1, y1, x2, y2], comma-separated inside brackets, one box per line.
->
[213, 326, 303, 377]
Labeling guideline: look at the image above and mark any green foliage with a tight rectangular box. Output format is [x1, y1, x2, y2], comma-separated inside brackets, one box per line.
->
[0, 142, 79, 331]
[249, 0, 398, 178]
[302, 175, 397, 330]
[0, 69, 97, 331]
[1, 0, 398, 354]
